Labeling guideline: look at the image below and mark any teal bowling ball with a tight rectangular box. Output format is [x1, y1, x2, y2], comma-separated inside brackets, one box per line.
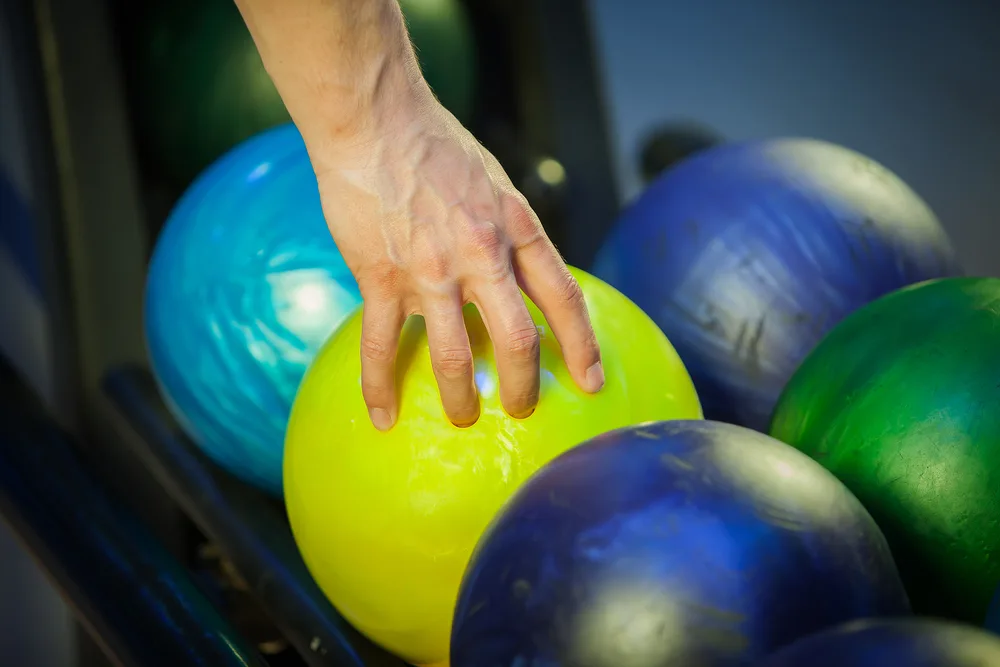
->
[144, 123, 361, 496]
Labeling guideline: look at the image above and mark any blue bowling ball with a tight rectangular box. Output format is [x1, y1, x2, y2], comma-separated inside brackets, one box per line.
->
[0, 170, 42, 296]
[759, 617, 1000, 667]
[451, 420, 911, 667]
[145, 123, 361, 496]
[987, 585, 1000, 634]
[592, 138, 962, 431]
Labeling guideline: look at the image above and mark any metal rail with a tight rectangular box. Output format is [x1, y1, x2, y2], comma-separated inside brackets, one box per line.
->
[102, 364, 406, 667]
[0, 360, 267, 667]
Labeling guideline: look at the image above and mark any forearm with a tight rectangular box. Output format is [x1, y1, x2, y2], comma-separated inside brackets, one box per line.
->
[235, 0, 429, 156]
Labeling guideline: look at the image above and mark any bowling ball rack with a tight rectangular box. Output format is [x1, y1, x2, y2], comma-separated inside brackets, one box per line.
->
[0, 353, 408, 666]
[0, 348, 410, 667]
[101, 364, 407, 667]
[0, 358, 265, 667]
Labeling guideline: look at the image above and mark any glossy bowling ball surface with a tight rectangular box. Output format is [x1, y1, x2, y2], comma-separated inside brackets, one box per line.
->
[593, 137, 962, 432]
[450, 420, 910, 667]
[145, 123, 361, 496]
[132, 0, 291, 188]
[986, 585, 1000, 634]
[770, 277, 1000, 624]
[758, 617, 1000, 667]
[398, 0, 477, 125]
[0, 171, 42, 295]
[283, 269, 703, 666]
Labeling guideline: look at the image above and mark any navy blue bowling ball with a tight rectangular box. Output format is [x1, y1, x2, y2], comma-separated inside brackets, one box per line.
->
[987, 585, 1000, 634]
[759, 617, 1000, 667]
[0, 171, 42, 296]
[592, 138, 963, 431]
[450, 420, 911, 667]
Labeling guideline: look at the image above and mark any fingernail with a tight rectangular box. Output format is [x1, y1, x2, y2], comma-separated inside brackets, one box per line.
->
[370, 407, 393, 431]
[453, 414, 481, 428]
[585, 362, 605, 392]
[511, 407, 535, 420]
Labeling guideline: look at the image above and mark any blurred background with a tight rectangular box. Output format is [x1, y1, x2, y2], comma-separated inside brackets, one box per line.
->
[0, 0, 996, 665]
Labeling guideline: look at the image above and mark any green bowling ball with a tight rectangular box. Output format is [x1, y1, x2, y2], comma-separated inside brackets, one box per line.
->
[134, 0, 291, 188]
[770, 277, 1000, 625]
[134, 0, 476, 188]
[399, 0, 477, 124]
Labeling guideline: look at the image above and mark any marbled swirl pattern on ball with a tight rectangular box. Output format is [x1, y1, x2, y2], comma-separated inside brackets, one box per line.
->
[145, 123, 361, 496]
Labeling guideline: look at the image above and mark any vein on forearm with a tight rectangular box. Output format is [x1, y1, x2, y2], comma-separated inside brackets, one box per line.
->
[234, 0, 423, 143]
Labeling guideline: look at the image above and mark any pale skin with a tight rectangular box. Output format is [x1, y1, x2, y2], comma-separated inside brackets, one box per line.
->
[235, 0, 604, 430]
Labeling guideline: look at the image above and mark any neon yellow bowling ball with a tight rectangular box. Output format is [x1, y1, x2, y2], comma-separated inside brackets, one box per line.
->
[283, 267, 702, 665]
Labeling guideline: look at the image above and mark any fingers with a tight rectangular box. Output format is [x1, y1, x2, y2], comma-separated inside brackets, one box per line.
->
[473, 269, 541, 419]
[360, 296, 404, 431]
[503, 195, 604, 394]
[423, 288, 480, 427]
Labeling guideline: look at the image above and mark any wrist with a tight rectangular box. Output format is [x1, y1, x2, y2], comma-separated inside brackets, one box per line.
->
[294, 8, 434, 166]
[302, 50, 434, 166]
[237, 0, 439, 170]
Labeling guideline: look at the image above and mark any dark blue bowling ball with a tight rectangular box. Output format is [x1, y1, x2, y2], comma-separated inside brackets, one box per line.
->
[145, 123, 361, 496]
[758, 617, 1000, 667]
[987, 585, 1000, 634]
[592, 138, 962, 432]
[0, 170, 42, 296]
[450, 420, 911, 667]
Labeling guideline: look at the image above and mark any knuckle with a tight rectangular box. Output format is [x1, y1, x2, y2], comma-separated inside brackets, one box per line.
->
[462, 224, 512, 285]
[360, 332, 396, 363]
[433, 347, 474, 380]
[464, 221, 508, 265]
[553, 270, 585, 305]
[466, 220, 504, 251]
[504, 195, 541, 240]
[505, 325, 541, 358]
[357, 262, 401, 299]
[410, 220, 453, 283]
[414, 246, 451, 283]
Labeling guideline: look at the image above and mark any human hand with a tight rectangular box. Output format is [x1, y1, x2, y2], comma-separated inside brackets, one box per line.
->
[305, 86, 603, 431]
